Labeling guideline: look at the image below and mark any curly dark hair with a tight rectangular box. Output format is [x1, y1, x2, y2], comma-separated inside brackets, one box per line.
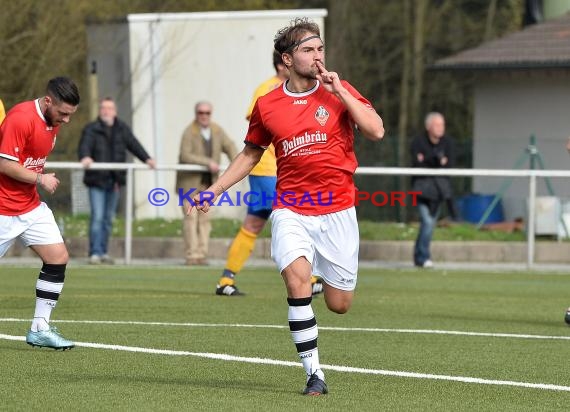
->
[274, 17, 321, 55]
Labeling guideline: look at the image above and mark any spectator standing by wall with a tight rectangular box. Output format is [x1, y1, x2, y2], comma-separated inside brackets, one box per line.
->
[411, 112, 456, 268]
[78, 97, 155, 265]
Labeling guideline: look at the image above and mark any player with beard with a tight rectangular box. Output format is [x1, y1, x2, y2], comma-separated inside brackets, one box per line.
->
[188, 18, 384, 395]
[0, 77, 80, 350]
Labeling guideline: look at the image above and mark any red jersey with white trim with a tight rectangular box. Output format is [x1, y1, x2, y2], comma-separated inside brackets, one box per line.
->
[0, 100, 59, 216]
[245, 80, 372, 215]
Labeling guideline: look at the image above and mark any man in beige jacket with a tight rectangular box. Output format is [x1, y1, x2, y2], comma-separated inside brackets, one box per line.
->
[177, 101, 238, 265]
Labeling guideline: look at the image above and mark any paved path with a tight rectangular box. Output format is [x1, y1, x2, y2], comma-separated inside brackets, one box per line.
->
[1, 257, 569, 273]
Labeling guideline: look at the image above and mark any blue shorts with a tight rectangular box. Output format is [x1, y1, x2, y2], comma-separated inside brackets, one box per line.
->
[247, 175, 277, 220]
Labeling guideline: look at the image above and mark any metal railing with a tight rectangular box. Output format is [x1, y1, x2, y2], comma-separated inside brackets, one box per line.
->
[46, 161, 570, 267]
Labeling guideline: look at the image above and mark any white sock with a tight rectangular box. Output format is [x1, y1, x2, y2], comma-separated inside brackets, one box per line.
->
[31, 317, 50, 332]
[287, 296, 325, 382]
[31, 264, 65, 332]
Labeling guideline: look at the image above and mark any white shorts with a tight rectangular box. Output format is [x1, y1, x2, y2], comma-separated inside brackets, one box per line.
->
[0, 202, 64, 258]
[270, 207, 359, 291]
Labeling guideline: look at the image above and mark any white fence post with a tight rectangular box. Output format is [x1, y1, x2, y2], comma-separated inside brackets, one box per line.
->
[527, 172, 537, 268]
[125, 166, 134, 265]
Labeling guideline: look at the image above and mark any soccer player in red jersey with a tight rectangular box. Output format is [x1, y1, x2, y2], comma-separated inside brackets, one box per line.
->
[0, 77, 80, 350]
[188, 18, 384, 395]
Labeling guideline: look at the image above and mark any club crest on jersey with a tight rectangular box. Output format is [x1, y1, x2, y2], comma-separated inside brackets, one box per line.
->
[315, 105, 329, 126]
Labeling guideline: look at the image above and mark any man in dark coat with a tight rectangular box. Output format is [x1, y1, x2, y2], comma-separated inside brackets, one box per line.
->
[410, 112, 456, 268]
[78, 97, 155, 264]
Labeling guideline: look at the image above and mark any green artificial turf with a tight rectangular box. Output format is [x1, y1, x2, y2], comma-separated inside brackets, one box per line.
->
[1, 265, 570, 411]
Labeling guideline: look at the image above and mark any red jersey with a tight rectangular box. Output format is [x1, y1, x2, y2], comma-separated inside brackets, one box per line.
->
[245, 80, 372, 215]
[0, 99, 59, 216]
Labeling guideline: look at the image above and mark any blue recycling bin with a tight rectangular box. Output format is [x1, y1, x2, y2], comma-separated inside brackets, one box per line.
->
[458, 194, 504, 224]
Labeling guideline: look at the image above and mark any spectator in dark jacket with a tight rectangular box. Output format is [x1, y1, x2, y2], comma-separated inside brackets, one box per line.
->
[78, 97, 155, 264]
[410, 112, 456, 268]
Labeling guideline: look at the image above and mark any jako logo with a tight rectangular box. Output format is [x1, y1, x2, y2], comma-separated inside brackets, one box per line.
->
[293, 99, 307, 105]
[282, 131, 327, 156]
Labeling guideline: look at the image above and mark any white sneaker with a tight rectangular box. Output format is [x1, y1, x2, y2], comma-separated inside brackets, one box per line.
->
[422, 260, 434, 268]
[89, 255, 101, 265]
[101, 254, 115, 264]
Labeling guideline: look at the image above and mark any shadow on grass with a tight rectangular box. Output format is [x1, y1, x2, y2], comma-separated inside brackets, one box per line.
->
[55, 371, 299, 395]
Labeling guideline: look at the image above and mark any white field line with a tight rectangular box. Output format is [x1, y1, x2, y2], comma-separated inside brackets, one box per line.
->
[1, 318, 570, 341]
[1, 332, 569, 393]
